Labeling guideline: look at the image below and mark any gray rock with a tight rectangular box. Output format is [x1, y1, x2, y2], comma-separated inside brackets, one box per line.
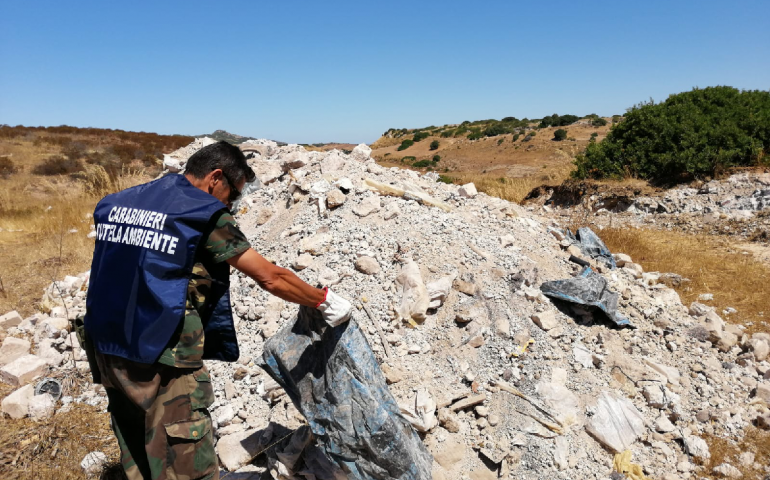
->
[0, 311, 23, 330]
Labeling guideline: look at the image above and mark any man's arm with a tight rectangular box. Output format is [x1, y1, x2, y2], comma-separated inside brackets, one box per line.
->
[226, 248, 326, 308]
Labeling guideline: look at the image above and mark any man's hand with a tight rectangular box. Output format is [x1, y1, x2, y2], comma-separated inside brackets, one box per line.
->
[317, 288, 352, 327]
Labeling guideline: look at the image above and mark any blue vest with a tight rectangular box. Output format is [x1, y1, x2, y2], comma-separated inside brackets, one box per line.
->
[84, 174, 240, 364]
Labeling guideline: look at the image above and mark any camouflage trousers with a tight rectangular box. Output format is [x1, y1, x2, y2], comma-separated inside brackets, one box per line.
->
[95, 353, 219, 480]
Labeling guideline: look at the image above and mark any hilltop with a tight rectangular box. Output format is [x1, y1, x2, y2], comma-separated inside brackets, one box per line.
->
[195, 129, 288, 146]
[371, 116, 614, 176]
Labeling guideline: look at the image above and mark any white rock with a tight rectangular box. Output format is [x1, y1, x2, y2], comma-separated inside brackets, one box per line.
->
[713, 463, 742, 478]
[613, 253, 632, 267]
[383, 202, 401, 220]
[458, 183, 478, 198]
[394, 260, 429, 323]
[553, 436, 569, 471]
[586, 392, 646, 453]
[426, 274, 456, 309]
[0, 311, 23, 330]
[644, 358, 681, 385]
[292, 253, 314, 271]
[28, 394, 56, 420]
[353, 195, 381, 217]
[573, 343, 595, 369]
[683, 435, 710, 461]
[654, 413, 676, 433]
[0, 337, 31, 367]
[531, 311, 559, 331]
[326, 189, 347, 208]
[81, 451, 108, 475]
[299, 233, 331, 256]
[218, 428, 271, 471]
[355, 256, 380, 275]
[1, 384, 34, 419]
[536, 382, 581, 427]
[215, 404, 236, 426]
[0, 354, 48, 386]
[351, 143, 372, 160]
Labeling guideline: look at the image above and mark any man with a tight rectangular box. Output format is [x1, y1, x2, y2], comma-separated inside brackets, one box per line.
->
[84, 141, 351, 480]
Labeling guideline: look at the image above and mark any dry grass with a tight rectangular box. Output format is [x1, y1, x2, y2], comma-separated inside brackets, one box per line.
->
[0, 132, 157, 316]
[0, 381, 120, 480]
[703, 428, 770, 479]
[589, 226, 770, 335]
[444, 164, 575, 203]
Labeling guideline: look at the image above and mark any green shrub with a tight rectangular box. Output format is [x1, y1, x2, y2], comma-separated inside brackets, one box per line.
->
[413, 131, 430, 142]
[497, 138, 505, 145]
[432, 155, 441, 162]
[413, 160, 432, 168]
[454, 127, 469, 137]
[440, 130, 454, 138]
[540, 114, 579, 128]
[512, 134, 520, 142]
[33, 155, 84, 175]
[430, 140, 439, 150]
[590, 132, 598, 138]
[591, 117, 608, 127]
[397, 139, 414, 151]
[438, 175, 454, 184]
[573, 86, 770, 181]
[554, 129, 568, 141]
[0, 156, 17, 178]
[483, 123, 509, 137]
[401, 156, 416, 162]
[467, 131, 483, 141]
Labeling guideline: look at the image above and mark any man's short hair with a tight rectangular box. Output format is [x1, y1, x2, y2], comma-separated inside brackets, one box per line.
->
[185, 141, 256, 184]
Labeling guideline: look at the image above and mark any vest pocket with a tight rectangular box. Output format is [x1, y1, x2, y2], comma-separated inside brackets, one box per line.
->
[164, 415, 217, 479]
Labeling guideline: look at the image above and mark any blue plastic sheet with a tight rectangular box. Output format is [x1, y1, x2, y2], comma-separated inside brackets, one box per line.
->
[260, 306, 433, 480]
[540, 267, 631, 327]
[565, 227, 617, 269]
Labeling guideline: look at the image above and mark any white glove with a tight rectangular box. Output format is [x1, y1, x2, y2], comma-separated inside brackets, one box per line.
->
[317, 288, 352, 327]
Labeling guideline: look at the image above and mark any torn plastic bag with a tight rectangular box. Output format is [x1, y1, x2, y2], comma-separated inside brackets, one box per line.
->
[540, 267, 631, 327]
[260, 305, 433, 480]
[565, 227, 616, 269]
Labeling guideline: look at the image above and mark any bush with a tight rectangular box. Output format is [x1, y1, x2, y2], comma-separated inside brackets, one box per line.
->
[397, 139, 414, 151]
[573, 86, 770, 181]
[467, 131, 483, 141]
[440, 130, 454, 138]
[438, 175, 454, 184]
[512, 134, 520, 142]
[0, 156, 17, 178]
[483, 123, 509, 137]
[33, 155, 84, 175]
[413, 131, 430, 142]
[430, 140, 439, 150]
[432, 155, 441, 162]
[540, 114, 578, 128]
[413, 160, 432, 168]
[590, 132, 598, 138]
[497, 138, 505, 145]
[591, 117, 608, 127]
[401, 156, 416, 163]
[554, 129, 568, 141]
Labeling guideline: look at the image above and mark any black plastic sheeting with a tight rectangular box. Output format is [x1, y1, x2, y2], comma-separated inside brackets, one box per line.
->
[540, 267, 631, 327]
[565, 227, 617, 269]
[260, 306, 433, 480]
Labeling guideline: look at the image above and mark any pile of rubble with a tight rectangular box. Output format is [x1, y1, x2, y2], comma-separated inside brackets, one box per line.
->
[540, 172, 770, 241]
[2, 139, 770, 479]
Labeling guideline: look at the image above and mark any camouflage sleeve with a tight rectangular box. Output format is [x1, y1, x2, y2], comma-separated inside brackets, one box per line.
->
[203, 211, 251, 263]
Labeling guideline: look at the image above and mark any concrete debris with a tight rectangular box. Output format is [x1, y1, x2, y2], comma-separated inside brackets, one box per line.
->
[586, 392, 646, 453]
[81, 451, 108, 475]
[6, 140, 769, 479]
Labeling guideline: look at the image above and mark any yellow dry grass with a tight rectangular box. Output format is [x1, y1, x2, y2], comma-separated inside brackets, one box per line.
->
[444, 164, 574, 203]
[590, 227, 770, 335]
[0, 381, 121, 479]
[0, 139, 151, 316]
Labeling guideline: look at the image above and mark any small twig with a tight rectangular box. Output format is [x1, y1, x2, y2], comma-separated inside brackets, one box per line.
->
[492, 380, 564, 427]
[361, 301, 392, 359]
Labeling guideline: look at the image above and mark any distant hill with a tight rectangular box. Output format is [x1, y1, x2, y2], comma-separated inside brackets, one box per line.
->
[370, 115, 617, 179]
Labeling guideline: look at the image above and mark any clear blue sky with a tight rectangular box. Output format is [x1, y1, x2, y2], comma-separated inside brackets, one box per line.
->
[1, 0, 768, 144]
